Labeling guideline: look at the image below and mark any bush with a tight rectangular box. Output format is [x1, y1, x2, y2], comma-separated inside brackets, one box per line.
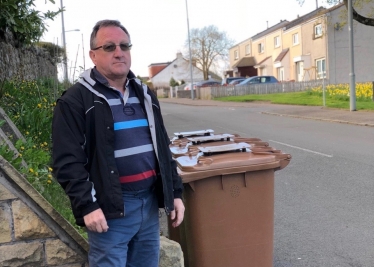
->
[169, 77, 179, 87]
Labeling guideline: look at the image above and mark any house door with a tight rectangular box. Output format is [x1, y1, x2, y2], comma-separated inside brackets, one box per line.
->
[278, 67, 284, 81]
[296, 61, 304, 81]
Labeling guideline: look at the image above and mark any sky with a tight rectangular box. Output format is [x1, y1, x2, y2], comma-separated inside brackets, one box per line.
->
[35, 0, 333, 80]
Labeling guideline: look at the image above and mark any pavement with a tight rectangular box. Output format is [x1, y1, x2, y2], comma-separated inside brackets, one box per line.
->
[159, 97, 374, 127]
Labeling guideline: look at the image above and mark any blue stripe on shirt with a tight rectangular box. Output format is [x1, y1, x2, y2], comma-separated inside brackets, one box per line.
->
[114, 119, 149, 130]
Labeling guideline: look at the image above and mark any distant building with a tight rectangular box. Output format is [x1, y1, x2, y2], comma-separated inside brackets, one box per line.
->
[228, 3, 374, 84]
[148, 52, 219, 88]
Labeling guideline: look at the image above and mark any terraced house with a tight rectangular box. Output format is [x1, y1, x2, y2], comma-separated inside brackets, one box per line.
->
[228, 3, 374, 84]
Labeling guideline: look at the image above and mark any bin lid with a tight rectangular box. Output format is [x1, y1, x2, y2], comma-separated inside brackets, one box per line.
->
[173, 129, 214, 139]
[169, 139, 241, 158]
[187, 134, 234, 144]
[176, 144, 291, 183]
[198, 142, 251, 154]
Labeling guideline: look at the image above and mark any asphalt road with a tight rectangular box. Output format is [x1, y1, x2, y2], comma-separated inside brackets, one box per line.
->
[160, 102, 374, 267]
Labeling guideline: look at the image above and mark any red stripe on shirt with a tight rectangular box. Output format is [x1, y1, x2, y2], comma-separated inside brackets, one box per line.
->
[119, 170, 156, 183]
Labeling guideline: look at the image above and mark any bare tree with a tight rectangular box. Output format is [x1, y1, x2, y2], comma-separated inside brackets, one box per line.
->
[185, 25, 234, 80]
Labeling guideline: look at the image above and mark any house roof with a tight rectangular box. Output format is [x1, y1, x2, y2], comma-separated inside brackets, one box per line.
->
[148, 62, 170, 67]
[232, 57, 256, 68]
[284, 7, 326, 31]
[251, 20, 290, 41]
[274, 48, 289, 63]
[254, 56, 271, 68]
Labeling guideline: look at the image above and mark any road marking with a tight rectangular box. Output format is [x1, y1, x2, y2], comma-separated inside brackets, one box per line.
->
[269, 140, 333, 158]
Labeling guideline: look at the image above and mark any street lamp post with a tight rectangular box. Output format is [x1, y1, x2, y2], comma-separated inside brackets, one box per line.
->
[185, 0, 194, 100]
[60, 0, 68, 82]
[60, 0, 80, 82]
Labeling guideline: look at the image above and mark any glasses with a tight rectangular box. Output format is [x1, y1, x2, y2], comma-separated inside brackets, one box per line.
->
[92, 43, 132, 52]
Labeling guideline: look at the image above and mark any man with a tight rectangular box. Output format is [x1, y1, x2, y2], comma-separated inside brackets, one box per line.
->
[52, 19, 185, 267]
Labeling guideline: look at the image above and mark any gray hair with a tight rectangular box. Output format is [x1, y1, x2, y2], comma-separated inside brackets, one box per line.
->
[90, 20, 130, 49]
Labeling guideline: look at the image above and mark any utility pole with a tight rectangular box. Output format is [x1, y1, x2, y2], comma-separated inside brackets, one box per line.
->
[185, 0, 194, 100]
[348, 0, 356, 111]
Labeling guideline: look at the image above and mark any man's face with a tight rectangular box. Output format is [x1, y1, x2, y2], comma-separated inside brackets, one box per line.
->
[89, 26, 131, 81]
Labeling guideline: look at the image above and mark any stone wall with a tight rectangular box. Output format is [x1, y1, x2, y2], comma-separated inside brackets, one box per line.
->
[0, 156, 89, 267]
[0, 33, 57, 81]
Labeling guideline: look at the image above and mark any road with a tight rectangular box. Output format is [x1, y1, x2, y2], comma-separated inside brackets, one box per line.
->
[160, 102, 374, 267]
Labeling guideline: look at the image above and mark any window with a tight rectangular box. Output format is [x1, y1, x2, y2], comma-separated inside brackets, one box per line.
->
[245, 44, 251, 55]
[292, 33, 299, 45]
[315, 24, 322, 38]
[316, 58, 326, 79]
[258, 43, 264, 53]
[274, 36, 280, 48]
[234, 50, 239, 60]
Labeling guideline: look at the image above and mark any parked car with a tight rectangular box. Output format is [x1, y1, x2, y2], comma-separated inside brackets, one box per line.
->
[228, 78, 246, 85]
[236, 76, 279, 86]
[184, 83, 196, 90]
[184, 80, 221, 90]
[221, 77, 245, 86]
[195, 80, 221, 89]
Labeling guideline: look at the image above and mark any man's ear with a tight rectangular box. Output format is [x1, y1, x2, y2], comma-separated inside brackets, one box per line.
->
[89, 50, 96, 65]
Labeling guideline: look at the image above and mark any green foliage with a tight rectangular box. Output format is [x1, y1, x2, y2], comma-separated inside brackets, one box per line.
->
[35, 41, 65, 63]
[169, 77, 179, 87]
[0, 0, 61, 45]
[0, 77, 87, 237]
[180, 80, 186, 85]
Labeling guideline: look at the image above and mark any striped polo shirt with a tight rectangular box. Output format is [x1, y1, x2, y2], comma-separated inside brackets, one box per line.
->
[93, 70, 157, 191]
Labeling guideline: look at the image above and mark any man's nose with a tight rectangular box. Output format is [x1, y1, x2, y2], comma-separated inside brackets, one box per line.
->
[113, 45, 124, 55]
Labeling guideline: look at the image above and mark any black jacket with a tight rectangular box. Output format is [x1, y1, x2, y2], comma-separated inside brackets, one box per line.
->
[52, 69, 183, 226]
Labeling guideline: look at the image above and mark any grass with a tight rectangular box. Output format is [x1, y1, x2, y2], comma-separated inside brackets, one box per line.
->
[214, 87, 374, 111]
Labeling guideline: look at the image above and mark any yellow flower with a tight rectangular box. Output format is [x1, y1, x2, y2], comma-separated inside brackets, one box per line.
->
[43, 98, 47, 102]
[26, 132, 29, 135]
[48, 167, 53, 172]
[48, 174, 52, 179]
[47, 180, 52, 184]
[20, 146, 24, 150]
[43, 142, 48, 146]
[29, 168, 34, 173]
[19, 153, 22, 157]
[37, 103, 42, 108]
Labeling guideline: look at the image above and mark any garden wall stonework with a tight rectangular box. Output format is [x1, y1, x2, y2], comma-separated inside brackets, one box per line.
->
[0, 34, 57, 81]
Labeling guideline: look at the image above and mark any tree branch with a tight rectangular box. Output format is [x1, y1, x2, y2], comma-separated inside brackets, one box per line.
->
[343, 0, 374, 26]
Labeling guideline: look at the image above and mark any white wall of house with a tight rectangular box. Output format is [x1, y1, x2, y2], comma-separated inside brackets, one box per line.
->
[151, 53, 205, 88]
[328, 7, 374, 84]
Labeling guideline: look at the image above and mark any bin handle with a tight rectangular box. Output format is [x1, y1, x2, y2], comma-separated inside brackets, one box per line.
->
[197, 157, 213, 166]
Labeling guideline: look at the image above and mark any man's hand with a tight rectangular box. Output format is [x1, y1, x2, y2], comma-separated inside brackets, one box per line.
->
[170, 198, 185, 228]
[83, 209, 109, 233]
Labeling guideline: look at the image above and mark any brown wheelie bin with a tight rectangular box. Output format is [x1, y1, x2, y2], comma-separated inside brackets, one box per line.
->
[169, 142, 291, 267]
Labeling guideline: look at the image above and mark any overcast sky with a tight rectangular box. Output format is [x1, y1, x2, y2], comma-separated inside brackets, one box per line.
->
[35, 0, 333, 79]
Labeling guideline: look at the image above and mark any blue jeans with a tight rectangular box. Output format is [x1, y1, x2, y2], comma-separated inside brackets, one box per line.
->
[87, 187, 160, 267]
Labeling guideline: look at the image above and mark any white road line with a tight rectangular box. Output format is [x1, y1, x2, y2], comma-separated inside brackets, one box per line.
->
[269, 140, 333, 158]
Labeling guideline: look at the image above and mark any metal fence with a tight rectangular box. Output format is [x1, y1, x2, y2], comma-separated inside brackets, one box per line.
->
[210, 79, 329, 98]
